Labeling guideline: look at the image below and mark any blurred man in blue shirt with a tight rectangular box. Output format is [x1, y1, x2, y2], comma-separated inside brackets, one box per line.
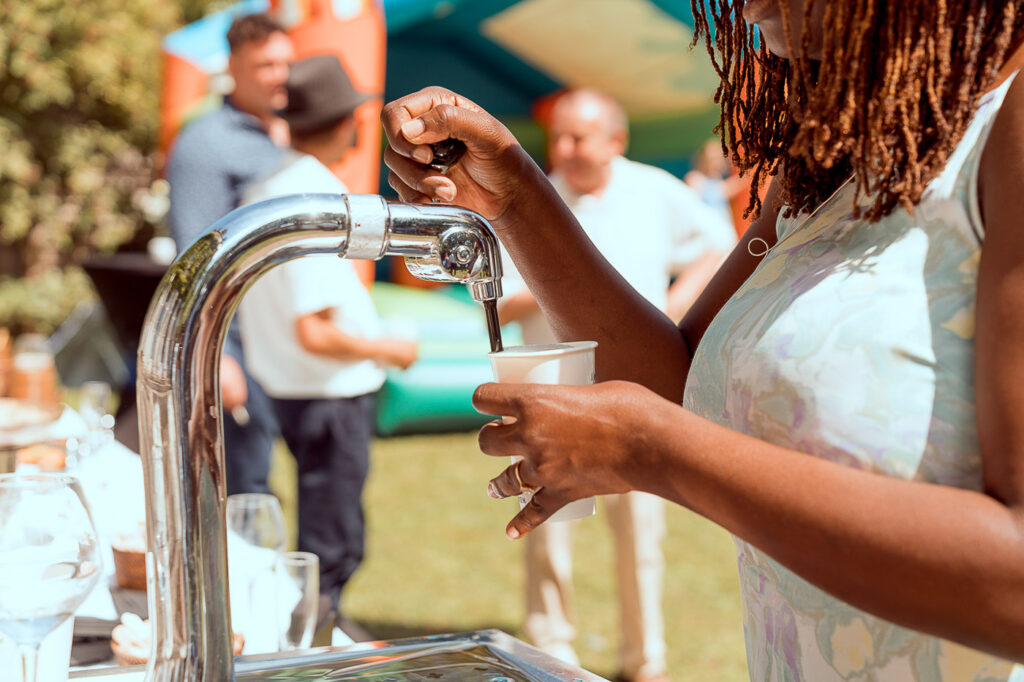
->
[166, 13, 294, 495]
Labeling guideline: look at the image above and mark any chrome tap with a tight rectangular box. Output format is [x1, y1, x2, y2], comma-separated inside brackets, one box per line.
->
[135, 194, 501, 681]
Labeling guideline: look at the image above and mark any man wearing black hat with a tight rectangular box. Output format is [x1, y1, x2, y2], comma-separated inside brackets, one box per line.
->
[239, 54, 418, 618]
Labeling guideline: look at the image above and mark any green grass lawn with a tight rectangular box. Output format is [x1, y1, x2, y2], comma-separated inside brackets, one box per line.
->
[270, 431, 748, 682]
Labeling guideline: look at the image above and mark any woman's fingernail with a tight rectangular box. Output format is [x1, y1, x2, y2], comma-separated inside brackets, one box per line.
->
[507, 526, 520, 540]
[436, 185, 456, 202]
[487, 482, 501, 499]
[402, 119, 425, 138]
[412, 147, 432, 164]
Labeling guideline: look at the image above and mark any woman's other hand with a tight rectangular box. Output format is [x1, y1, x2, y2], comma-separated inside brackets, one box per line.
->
[381, 87, 536, 226]
[473, 380, 659, 538]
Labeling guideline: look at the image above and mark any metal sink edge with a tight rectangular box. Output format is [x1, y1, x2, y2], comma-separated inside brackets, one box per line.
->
[69, 629, 609, 681]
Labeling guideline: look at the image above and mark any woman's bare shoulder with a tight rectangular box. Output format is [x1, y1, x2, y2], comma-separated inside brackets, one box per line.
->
[978, 72, 1024, 234]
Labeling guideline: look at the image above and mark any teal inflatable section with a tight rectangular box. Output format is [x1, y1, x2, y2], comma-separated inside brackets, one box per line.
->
[371, 283, 521, 436]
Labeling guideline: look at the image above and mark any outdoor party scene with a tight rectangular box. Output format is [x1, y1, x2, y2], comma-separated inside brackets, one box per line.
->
[4, 0, 1024, 680]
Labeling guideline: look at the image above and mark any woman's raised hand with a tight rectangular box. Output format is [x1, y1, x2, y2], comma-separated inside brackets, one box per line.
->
[381, 87, 539, 226]
[473, 380, 659, 539]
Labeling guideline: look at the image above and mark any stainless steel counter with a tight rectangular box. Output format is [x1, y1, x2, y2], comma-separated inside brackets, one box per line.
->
[70, 629, 608, 681]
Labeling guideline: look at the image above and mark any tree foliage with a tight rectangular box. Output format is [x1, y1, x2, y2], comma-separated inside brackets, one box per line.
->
[0, 0, 183, 273]
[0, 0, 221, 333]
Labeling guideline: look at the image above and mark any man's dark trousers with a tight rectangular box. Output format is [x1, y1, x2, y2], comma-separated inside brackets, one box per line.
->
[222, 326, 277, 497]
[271, 392, 375, 607]
[223, 372, 277, 496]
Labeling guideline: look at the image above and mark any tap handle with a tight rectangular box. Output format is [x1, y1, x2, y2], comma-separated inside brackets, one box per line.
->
[428, 138, 467, 174]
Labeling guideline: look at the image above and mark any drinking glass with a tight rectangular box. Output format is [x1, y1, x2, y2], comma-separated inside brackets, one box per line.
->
[75, 381, 114, 461]
[0, 474, 101, 681]
[78, 381, 113, 432]
[277, 551, 319, 651]
[226, 493, 287, 654]
[226, 493, 287, 553]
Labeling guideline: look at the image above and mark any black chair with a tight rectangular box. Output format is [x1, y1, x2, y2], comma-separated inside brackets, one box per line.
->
[81, 253, 167, 452]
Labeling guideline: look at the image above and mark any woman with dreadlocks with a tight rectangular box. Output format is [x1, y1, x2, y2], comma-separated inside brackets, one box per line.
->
[382, 0, 1024, 678]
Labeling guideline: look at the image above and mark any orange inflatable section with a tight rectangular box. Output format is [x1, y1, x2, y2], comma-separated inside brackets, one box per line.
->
[159, 53, 210, 161]
[274, 0, 385, 195]
[276, 0, 439, 289]
[161, 0, 386, 286]
[273, 0, 385, 285]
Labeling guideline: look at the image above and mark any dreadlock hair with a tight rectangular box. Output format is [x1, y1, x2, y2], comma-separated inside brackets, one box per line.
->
[691, 0, 1024, 222]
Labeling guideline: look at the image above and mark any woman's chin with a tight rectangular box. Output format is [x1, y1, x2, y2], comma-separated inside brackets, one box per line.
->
[761, 32, 792, 59]
[742, 1, 791, 57]
[742, 0, 778, 24]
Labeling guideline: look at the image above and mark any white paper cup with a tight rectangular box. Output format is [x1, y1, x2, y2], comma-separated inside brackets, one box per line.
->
[488, 341, 598, 523]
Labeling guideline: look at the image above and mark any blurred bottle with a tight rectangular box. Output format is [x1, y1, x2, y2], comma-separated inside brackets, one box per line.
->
[9, 333, 59, 404]
[0, 328, 11, 396]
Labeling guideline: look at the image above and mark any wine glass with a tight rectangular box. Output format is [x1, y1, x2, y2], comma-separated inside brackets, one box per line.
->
[277, 551, 319, 651]
[226, 493, 287, 654]
[226, 493, 287, 552]
[0, 474, 101, 681]
[76, 381, 114, 459]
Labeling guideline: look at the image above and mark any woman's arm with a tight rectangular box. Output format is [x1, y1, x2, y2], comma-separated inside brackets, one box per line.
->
[678, 177, 783, 353]
[382, 88, 778, 400]
[477, 377, 1024, 662]
[975, 72, 1024, 530]
[382, 88, 683, 398]
[474, 77, 1024, 663]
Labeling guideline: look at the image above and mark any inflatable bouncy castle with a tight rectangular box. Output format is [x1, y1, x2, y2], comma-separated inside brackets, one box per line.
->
[157, 0, 729, 435]
[160, 0, 386, 195]
[158, 0, 496, 435]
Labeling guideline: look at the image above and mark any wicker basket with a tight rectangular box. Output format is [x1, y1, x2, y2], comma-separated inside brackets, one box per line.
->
[111, 630, 245, 665]
[111, 547, 147, 591]
[110, 638, 147, 667]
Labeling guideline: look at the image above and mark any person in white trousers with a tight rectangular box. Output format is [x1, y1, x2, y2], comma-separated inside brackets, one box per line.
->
[499, 89, 735, 682]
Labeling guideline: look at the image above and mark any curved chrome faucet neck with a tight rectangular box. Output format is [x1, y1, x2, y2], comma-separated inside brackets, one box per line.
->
[137, 194, 501, 681]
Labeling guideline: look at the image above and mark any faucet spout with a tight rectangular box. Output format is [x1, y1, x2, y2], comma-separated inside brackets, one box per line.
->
[136, 194, 501, 681]
[384, 202, 502, 302]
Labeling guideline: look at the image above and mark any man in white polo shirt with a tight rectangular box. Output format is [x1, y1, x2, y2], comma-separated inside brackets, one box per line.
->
[239, 55, 417, 615]
[499, 88, 735, 682]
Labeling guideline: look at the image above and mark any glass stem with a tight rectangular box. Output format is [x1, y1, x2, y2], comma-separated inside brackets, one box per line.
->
[18, 643, 40, 682]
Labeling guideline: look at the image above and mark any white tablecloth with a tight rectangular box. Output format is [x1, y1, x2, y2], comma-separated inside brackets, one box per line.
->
[0, 409, 145, 678]
[73, 440, 147, 622]
[4, 407, 351, 674]
[5, 407, 146, 622]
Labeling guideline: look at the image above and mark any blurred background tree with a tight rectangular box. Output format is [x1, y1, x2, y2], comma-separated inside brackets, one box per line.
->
[0, 0, 222, 334]
[179, 0, 235, 25]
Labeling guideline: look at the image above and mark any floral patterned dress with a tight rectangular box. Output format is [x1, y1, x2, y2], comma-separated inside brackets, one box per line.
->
[683, 74, 1024, 682]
